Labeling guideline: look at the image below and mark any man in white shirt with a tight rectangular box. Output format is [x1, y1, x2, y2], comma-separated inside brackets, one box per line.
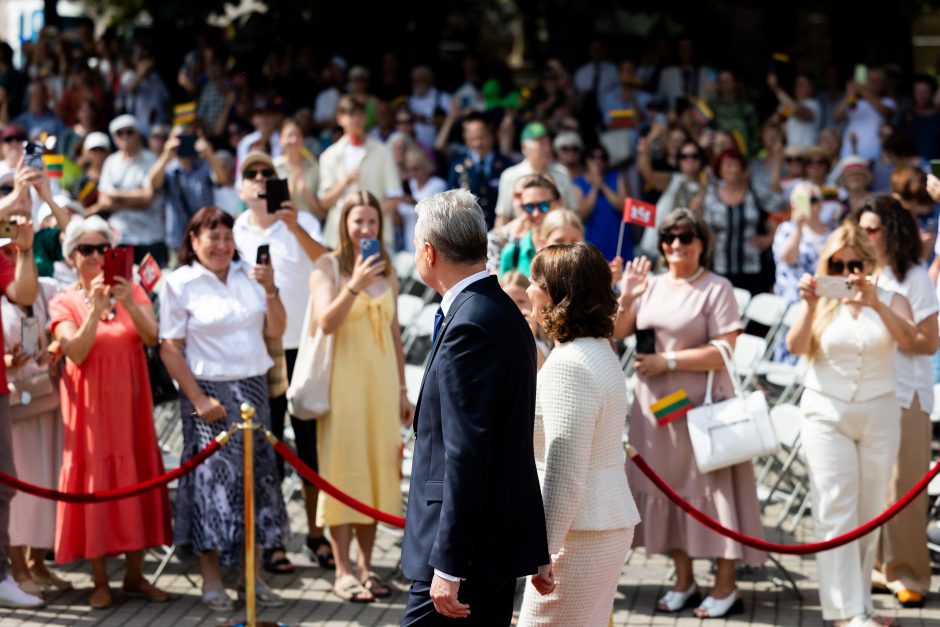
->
[494, 122, 576, 227]
[573, 39, 619, 110]
[233, 151, 329, 572]
[235, 97, 284, 179]
[318, 95, 403, 248]
[314, 56, 347, 131]
[836, 67, 896, 161]
[408, 66, 450, 150]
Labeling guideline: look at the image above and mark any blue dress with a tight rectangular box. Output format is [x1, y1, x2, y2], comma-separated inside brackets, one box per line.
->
[575, 170, 630, 261]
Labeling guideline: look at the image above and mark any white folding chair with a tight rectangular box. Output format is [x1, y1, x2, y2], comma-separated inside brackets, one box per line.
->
[397, 293, 424, 330]
[732, 334, 767, 385]
[741, 293, 788, 347]
[403, 303, 440, 358]
[404, 363, 425, 406]
[733, 288, 752, 317]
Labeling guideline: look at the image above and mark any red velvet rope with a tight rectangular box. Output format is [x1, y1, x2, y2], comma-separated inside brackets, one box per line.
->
[0, 439, 223, 503]
[628, 448, 940, 555]
[272, 438, 406, 528]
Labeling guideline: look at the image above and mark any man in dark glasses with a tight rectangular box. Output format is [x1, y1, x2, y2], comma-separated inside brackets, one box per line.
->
[0, 125, 25, 176]
[98, 114, 167, 267]
[236, 95, 284, 184]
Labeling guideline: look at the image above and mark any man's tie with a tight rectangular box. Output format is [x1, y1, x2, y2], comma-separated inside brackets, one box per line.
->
[432, 306, 444, 344]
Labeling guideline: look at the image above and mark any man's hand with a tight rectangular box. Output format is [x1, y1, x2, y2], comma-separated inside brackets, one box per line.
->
[430, 574, 470, 618]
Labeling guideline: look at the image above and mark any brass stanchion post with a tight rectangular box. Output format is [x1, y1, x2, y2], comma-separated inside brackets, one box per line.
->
[241, 402, 256, 627]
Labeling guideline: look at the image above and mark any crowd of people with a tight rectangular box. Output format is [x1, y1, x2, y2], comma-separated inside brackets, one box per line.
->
[0, 20, 935, 627]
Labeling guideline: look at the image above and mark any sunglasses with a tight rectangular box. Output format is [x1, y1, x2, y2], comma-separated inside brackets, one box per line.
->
[75, 243, 111, 256]
[2, 136, 25, 144]
[678, 152, 701, 161]
[785, 156, 804, 163]
[244, 167, 276, 180]
[828, 258, 864, 274]
[522, 201, 552, 214]
[115, 128, 136, 137]
[661, 231, 696, 245]
[807, 158, 829, 166]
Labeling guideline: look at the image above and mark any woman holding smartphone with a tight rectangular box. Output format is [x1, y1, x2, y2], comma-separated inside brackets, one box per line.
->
[306, 190, 411, 604]
[50, 216, 171, 609]
[855, 197, 938, 609]
[786, 223, 916, 627]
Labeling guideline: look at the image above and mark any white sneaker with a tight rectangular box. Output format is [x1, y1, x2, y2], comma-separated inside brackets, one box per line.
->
[0, 574, 43, 608]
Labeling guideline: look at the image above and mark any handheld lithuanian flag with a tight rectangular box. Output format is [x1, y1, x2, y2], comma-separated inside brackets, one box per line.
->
[173, 102, 197, 127]
[42, 154, 64, 178]
[650, 389, 692, 426]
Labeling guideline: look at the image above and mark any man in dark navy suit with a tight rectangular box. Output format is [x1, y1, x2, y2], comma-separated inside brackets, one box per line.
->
[445, 113, 509, 230]
[401, 189, 549, 625]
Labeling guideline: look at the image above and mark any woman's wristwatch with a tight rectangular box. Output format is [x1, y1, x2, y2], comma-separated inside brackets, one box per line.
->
[664, 351, 677, 371]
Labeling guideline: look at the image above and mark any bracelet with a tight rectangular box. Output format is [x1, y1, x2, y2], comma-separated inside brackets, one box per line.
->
[346, 285, 360, 296]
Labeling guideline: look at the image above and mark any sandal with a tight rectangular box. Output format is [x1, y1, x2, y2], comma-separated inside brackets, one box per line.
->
[30, 568, 73, 591]
[122, 579, 170, 603]
[262, 547, 296, 575]
[361, 571, 391, 599]
[202, 587, 234, 612]
[657, 583, 701, 612]
[895, 588, 924, 608]
[89, 585, 112, 609]
[333, 574, 374, 603]
[237, 580, 285, 608]
[304, 535, 336, 570]
[693, 590, 743, 619]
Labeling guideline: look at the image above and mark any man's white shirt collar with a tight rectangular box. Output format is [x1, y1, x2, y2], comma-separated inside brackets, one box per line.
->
[440, 269, 490, 316]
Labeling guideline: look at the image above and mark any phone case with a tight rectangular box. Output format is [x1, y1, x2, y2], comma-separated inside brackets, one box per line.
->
[256, 245, 271, 265]
[635, 328, 656, 354]
[21, 317, 39, 356]
[360, 239, 381, 264]
[815, 276, 856, 299]
[264, 179, 290, 214]
[104, 247, 133, 286]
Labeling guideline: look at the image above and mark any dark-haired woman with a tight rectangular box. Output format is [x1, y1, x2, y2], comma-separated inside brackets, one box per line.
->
[573, 145, 628, 261]
[517, 242, 639, 626]
[615, 209, 764, 618]
[307, 190, 411, 603]
[857, 198, 939, 608]
[159, 206, 289, 612]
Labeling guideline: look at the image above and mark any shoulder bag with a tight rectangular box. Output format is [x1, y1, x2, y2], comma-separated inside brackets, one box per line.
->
[687, 339, 778, 473]
[287, 254, 339, 420]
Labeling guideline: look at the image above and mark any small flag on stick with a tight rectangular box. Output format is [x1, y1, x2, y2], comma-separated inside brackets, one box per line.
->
[616, 198, 657, 260]
[173, 102, 197, 126]
[42, 154, 64, 178]
[650, 389, 692, 426]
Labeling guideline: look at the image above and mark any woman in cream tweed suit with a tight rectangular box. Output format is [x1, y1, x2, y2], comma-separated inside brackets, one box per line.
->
[518, 242, 640, 626]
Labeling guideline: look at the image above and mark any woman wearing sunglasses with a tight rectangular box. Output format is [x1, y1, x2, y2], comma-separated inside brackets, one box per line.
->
[498, 174, 562, 277]
[855, 198, 938, 610]
[787, 223, 916, 627]
[49, 216, 171, 608]
[616, 209, 764, 619]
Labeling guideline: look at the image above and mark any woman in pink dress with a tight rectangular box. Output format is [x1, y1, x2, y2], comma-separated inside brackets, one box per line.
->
[615, 208, 765, 619]
[49, 216, 171, 609]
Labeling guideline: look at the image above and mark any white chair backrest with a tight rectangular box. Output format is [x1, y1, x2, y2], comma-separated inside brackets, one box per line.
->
[743, 293, 788, 328]
[397, 293, 424, 327]
[769, 402, 802, 447]
[394, 251, 416, 280]
[733, 333, 767, 373]
[733, 288, 752, 317]
[410, 303, 440, 338]
[932, 383, 940, 423]
[782, 302, 801, 328]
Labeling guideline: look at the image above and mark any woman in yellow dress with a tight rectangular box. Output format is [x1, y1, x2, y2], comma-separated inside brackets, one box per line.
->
[308, 190, 413, 603]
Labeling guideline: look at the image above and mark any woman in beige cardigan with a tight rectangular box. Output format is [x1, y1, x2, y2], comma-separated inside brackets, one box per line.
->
[518, 242, 640, 626]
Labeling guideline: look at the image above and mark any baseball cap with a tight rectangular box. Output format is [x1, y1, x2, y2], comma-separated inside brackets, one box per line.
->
[83, 132, 111, 152]
[520, 121, 549, 144]
[0, 125, 27, 141]
[552, 131, 582, 151]
[108, 114, 139, 138]
[240, 152, 275, 176]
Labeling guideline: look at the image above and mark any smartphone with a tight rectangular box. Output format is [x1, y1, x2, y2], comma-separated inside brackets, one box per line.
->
[815, 275, 857, 299]
[23, 141, 43, 171]
[177, 133, 197, 158]
[792, 190, 811, 219]
[256, 244, 271, 265]
[21, 317, 39, 356]
[930, 160, 940, 179]
[853, 64, 868, 85]
[635, 328, 656, 354]
[263, 178, 290, 214]
[103, 246, 133, 286]
[0, 220, 18, 238]
[360, 238, 381, 265]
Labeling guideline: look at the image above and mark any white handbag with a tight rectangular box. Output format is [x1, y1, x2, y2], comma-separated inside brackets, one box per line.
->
[687, 339, 778, 473]
[287, 255, 339, 420]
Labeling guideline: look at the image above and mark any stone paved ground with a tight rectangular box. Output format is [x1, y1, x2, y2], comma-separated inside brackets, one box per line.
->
[2, 402, 940, 626]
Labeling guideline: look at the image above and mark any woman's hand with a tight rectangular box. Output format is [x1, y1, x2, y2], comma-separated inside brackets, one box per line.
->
[110, 276, 134, 308]
[531, 562, 555, 596]
[400, 390, 414, 427]
[634, 352, 668, 377]
[5, 344, 30, 374]
[348, 253, 386, 293]
[620, 256, 651, 302]
[851, 272, 878, 308]
[251, 263, 277, 295]
[89, 283, 111, 316]
[609, 256, 624, 288]
[194, 395, 228, 422]
[797, 273, 818, 306]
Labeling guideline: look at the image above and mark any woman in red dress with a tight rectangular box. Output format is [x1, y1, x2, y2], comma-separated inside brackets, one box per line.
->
[49, 216, 171, 608]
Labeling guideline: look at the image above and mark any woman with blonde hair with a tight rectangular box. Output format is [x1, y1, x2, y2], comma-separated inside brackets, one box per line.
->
[787, 223, 916, 627]
[499, 270, 550, 370]
[307, 190, 412, 603]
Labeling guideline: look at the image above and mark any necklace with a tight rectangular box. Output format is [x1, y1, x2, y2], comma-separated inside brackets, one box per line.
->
[75, 283, 116, 321]
[667, 266, 705, 285]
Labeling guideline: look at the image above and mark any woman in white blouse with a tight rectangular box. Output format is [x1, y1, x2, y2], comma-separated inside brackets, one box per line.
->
[855, 197, 938, 608]
[159, 206, 290, 612]
[787, 223, 916, 627]
[518, 242, 640, 626]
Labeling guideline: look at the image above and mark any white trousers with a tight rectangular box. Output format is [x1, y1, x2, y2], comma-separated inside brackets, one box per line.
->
[800, 389, 900, 621]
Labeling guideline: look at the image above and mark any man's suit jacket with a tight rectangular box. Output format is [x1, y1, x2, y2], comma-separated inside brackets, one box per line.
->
[402, 275, 548, 583]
